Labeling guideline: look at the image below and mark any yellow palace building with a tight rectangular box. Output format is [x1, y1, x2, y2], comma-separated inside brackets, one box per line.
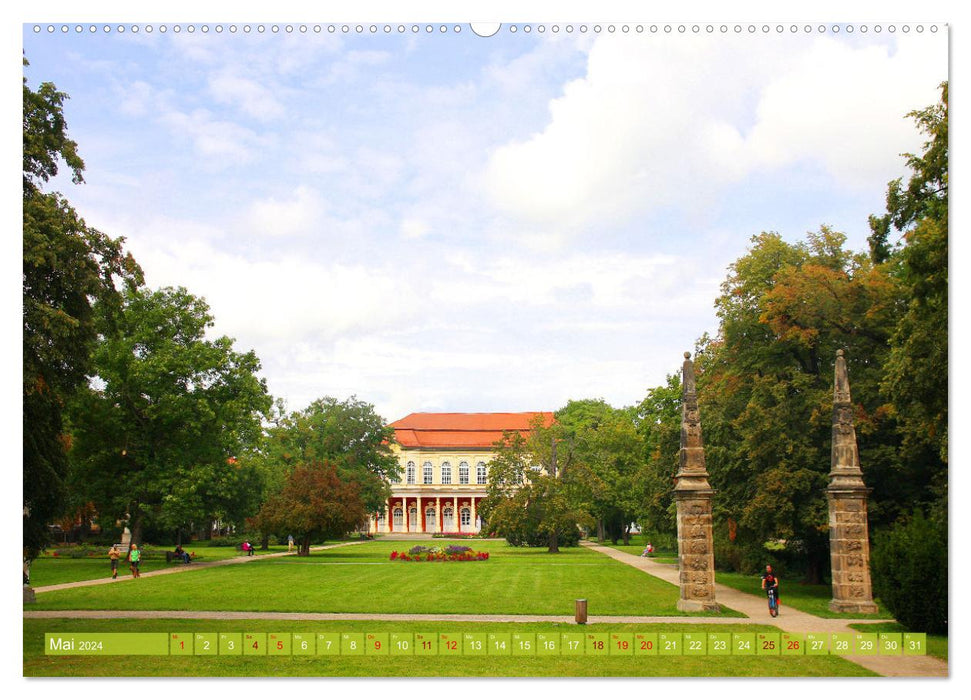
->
[372, 412, 553, 535]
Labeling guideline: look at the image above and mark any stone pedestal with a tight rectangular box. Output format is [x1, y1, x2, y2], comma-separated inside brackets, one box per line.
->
[674, 352, 719, 612]
[827, 350, 878, 614]
[675, 490, 719, 611]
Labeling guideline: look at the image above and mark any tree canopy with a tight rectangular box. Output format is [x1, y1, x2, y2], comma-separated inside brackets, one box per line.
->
[66, 286, 272, 544]
[23, 59, 142, 569]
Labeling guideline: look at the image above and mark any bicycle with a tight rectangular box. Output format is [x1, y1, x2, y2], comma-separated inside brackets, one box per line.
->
[767, 586, 779, 617]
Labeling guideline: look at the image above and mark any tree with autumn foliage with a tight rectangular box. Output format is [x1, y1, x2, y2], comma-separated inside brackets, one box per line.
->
[253, 462, 366, 555]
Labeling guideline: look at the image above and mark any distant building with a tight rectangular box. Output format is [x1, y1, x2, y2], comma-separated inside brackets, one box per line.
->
[372, 412, 553, 534]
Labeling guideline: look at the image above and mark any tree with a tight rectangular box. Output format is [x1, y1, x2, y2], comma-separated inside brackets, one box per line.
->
[66, 286, 272, 544]
[257, 396, 400, 526]
[633, 374, 682, 540]
[698, 228, 901, 581]
[554, 400, 646, 545]
[254, 462, 366, 555]
[23, 59, 142, 584]
[877, 82, 948, 469]
[479, 419, 589, 552]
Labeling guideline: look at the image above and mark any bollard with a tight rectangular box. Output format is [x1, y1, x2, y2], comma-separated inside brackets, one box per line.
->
[575, 599, 587, 624]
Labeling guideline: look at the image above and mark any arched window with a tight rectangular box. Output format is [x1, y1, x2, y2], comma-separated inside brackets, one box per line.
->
[392, 508, 403, 528]
[422, 462, 433, 484]
[441, 462, 452, 485]
[459, 461, 470, 485]
[425, 506, 436, 530]
[442, 506, 454, 531]
[408, 507, 418, 529]
[406, 461, 415, 484]
[460, 507, 471, 527]
[476, 462, 487, 484]
[377, 511, 385, 524]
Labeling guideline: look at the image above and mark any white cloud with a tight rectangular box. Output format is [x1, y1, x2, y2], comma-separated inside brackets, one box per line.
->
[158, 108, 267, 162]
[208, 70, 286, 121]
[244, 185, 326, 238]
[484, 33, 946, 238]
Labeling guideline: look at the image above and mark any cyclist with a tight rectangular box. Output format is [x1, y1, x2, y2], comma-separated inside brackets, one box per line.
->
[761, 565, 780, 616]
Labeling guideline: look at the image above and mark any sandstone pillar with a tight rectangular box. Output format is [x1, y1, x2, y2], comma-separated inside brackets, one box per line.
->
[827, 349, 878, 613]
[673, 352, 719, 612]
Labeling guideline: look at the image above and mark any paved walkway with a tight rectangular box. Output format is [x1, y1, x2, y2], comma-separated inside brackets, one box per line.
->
[30, 540, 366, 594]
[582, 542, 948, 678]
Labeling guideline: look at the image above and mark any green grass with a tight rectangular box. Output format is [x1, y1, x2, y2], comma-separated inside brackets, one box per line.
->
[30, 543, 293, 587]
[601, 535, 680, 565]
[849, 622, 948, 661]
[714, 571, 892, 619]
[23, 618, 875, 677]
[29, 540, 743, 617]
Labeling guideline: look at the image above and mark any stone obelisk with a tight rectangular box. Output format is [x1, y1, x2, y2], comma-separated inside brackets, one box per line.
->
[674, 352, 719, 612]
[827, 349, 878, 613]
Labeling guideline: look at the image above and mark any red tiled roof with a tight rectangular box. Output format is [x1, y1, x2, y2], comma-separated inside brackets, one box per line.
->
[390, 412, 554, 449]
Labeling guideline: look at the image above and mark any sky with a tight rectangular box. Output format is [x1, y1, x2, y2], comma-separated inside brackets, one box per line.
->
[19, 16, 948, 425]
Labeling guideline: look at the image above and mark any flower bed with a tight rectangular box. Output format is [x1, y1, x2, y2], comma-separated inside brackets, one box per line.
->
[390, 545, 490, 562]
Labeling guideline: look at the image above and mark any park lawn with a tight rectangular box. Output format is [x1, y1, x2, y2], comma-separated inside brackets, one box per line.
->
[29, 543, 293, 587]
[28, 540, 743, 617]
[714, 572, 892, 619]
[23, 618, 874, 677]
[602, 535, 679, 566]
[849, 622, 948, 661]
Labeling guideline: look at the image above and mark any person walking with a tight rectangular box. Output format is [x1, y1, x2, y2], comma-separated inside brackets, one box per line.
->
[108, 544, 121, 579]
[288, 534, 294, 553]
[128, 543, 142, 578]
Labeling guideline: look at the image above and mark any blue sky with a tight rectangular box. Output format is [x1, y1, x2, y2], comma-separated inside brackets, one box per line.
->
[19, 14, 948, 424]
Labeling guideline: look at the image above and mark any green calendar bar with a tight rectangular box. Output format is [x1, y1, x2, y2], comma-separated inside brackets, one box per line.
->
[756, 633, 780, 656]
[366, 633, 389, 655]
[414, 632, 437, 656]
[512, 632, 536, 656]
[560, 632, 585, 656]
[683, 632, 706, 656]
[292, 633, 314, 655]
[268, 633, 291, 656]
[42, 630, 927, 656]
[537, 632, 559, 656]
[634, 632, 658, 655]
[780, 633, 804, 656]
[194, 633, 217, 656]
[316, 633, 339, 655]
[390, 633, 413, 656]
[707, 632, 731, 656]
[45, 633, 169, 656]
[170, 632, 193, 656]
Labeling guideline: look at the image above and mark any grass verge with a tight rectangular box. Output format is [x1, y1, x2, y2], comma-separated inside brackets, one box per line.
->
[28, 540, 743, 617]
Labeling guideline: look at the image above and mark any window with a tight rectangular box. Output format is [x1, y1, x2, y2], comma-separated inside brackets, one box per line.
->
[442, 506, 454, 531]
[408, 507, 418, 529]
[423, 462, 433, 484]
[441, 462, 452, 485]
[459, 461, 470, 485]
[460, 507, 471, 527]
[476, 462, 487, 484]
[377, 511, 385, 524]
[392, 508, 403, 528]
[425, 507, 436, 530]
[406, 461, 415, 484]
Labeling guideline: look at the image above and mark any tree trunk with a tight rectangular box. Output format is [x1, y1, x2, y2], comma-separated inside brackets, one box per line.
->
[548, 530, 559, 554]
[622, 524, 631, 546]
[260, 534, 270, 551]
[176, 529, 183, 547]
[129, 515, 143, 547]
[300, 535, 311, 556]
[597, 519, 604, 542]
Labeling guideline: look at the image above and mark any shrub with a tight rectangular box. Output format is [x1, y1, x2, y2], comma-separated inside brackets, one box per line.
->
[871, 509, 947, 634]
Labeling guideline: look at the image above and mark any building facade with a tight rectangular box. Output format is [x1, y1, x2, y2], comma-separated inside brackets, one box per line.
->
[371, 412, 553, 535]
